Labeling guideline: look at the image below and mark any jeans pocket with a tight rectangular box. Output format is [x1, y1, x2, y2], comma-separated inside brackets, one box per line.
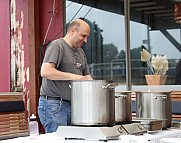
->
[49, 100, 62, 114]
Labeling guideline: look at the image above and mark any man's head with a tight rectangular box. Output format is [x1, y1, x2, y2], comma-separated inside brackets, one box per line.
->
[64, 19, 90, 48]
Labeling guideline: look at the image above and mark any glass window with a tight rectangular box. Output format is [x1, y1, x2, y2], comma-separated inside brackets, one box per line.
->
[66, 0, 181, 85]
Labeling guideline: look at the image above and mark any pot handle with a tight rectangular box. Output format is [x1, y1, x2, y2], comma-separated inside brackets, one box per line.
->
[101, 83, 118, 89]
[153, 95, 168, 100]
[138, 123, 146, 130]
[115, 95, 128, 98]
[117, 126, 123, 133]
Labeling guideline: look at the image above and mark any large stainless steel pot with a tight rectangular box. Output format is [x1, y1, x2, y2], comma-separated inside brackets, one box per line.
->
[71, 80, 117, 126]
[136, 91, 172, 128]
[115, 91, 132, 123]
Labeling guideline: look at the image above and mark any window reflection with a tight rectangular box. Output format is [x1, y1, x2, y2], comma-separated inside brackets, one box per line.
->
[66, 0, 181, 85]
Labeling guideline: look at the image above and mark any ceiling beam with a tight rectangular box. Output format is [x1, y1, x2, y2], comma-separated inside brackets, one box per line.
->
[160, 29, 181, 53]
[69, 0, 181, 30]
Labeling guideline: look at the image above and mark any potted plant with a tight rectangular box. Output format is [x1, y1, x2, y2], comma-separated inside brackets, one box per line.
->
[140, 48, 169, 85]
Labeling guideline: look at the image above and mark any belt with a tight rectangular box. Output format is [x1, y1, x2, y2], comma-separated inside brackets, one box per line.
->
[41, 95, 70, 102]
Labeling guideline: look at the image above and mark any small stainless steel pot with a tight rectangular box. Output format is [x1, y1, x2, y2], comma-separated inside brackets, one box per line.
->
[71, 80, 117, 126]
[115, 91, 132, 123]
[136, 91, 172, 128]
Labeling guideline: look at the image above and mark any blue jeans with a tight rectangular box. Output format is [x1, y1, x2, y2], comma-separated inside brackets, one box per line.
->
[38, 95, 71, 133]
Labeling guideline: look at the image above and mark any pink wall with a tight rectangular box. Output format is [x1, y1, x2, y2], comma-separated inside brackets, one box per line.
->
[39, 0, 64, 42]
[0, 0, 29, 93]
[0, 0, 64, 121]
[13, 0, 29, 94]
[0, 0, 64, 92]
[39, 0, 64, 60]
[0, 0, 11, 92]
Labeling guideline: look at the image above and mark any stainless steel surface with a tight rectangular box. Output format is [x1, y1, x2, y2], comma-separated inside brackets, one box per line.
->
[121, 123, 147, 135]
[136, 91, 172, 128]
[56, 125, 123, 141]
[115, 91, 132, 123]
[56, 123, 147, 141]
[71, 80, 116, 126]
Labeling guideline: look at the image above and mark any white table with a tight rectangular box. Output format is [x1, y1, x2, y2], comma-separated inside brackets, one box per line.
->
[1, 129, 181, 143]
[119, 129, 181, 143]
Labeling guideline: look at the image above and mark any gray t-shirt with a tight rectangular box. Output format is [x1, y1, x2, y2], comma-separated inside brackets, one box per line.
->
[40, 38, 91, 100]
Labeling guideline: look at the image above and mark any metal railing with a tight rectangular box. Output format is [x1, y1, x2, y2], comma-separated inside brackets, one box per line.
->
[89, 59, 178, 84]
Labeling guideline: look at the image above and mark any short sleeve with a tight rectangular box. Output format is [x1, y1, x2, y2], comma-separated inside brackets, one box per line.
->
[43, 41, 64, 66]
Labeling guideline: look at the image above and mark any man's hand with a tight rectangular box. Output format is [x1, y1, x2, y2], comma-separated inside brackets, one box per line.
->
[75, 75, 93, 80]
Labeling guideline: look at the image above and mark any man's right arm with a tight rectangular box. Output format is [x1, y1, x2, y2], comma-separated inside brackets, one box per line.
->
[41, 62, 92, 81]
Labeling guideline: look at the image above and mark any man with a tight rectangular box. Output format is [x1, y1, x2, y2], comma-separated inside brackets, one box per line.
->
[38, 18, 93, 133]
